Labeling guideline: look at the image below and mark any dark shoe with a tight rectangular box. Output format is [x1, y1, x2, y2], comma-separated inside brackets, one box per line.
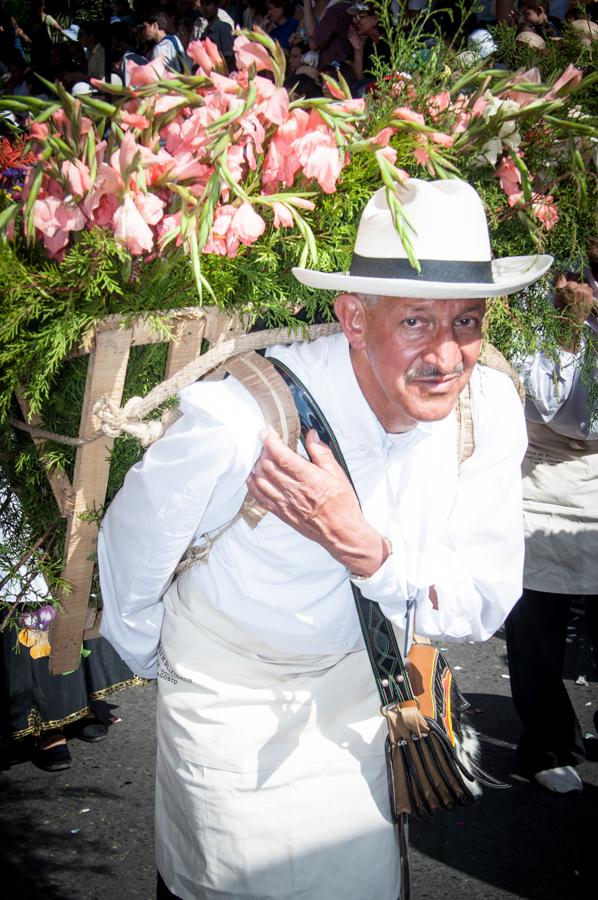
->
[76, 719, 108, 743]
[32, 741, 71, 772]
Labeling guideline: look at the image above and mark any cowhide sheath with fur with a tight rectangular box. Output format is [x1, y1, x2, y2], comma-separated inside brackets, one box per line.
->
[177, 347, 520, 817]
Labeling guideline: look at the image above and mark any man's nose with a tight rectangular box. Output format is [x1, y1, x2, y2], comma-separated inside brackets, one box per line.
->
[421, 331, 463, 374]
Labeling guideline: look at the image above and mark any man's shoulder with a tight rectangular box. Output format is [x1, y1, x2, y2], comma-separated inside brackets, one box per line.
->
[469, 363, 527, 455]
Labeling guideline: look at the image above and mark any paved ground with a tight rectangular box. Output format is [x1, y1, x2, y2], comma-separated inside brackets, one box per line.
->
[1, 611, 597, 900]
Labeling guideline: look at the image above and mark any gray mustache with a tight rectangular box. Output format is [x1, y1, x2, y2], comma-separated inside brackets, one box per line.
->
[404, 362, 465, 382]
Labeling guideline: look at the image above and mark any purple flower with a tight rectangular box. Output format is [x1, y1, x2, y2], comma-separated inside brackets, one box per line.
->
[19, 604, 57, 631]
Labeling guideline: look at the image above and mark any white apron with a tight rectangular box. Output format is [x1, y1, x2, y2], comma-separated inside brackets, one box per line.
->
[155, 574, 401, 900]
[522, 421, 598, 594]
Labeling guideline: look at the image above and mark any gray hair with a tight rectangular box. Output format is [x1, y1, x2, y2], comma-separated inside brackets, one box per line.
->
[355, 292, 382, 308]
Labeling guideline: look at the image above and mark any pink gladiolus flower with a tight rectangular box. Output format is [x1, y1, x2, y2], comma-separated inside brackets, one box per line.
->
[29, 121, 49, 142]
[254, 75, 276, 101]
[127, 56, 166, 86]
[272, 201, 294, 228]
[452, 111, 471, 134]
[61, 159, 91, 197]
[134, 190, 165, 226]
[187, 39, 217, 73]
[154, 94, 187, 115]
[203, 204, 239, 256]
[33, 196, 85, 237]
[471, 96, 490, 118]
[545, 64, 583, 100]
[261, 87, 289, 126]
[33, 195, 86, 257]
[114, 193, 155, 254]
[226, 144, 246, 182]
[371, 127, 396, 147]
[91, 193, 119, 227]
[324, 80, 345, 101]
[495, 155, 522, 207]
[501, 67, 542, 106]
[413, 137, 431, 170]
[210, 71, 241, 94]
[231, 202, 266, 245]
[294, 128, 342, 193]
[234, 35, 273, 72]
[116, 130, 141, 173]
[289, 198, 315, 211]
[120, 110, 151, 129]
[431, 132, 453, 147]
[204, 37, 222, 67]
[303, 144, 342, 194]
[531, 193, 559, 229]
[392, 107, 425, 126]
[334, 98, 365, 113]
[427, 91, 450, 120]
[262, 108, 310, 189]
[377, 146, 398, 165]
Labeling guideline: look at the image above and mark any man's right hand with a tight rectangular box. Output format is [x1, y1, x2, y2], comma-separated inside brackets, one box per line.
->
[555, 273, 595, 350]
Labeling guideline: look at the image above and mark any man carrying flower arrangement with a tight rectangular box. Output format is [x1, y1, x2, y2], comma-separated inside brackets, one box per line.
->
[98, 177, 552, 900]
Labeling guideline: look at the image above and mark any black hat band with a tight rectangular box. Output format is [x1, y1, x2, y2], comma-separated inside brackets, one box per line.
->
[350, 254, 494, 284]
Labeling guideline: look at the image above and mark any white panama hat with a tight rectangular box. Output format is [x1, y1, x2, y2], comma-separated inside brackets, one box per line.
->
[293, 178, 553, 299]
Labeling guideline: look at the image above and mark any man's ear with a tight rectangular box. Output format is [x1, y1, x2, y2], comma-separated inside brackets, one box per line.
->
[334, 293, 368, 351]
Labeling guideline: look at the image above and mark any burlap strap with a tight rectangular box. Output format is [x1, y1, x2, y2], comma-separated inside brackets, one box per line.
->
[223, 352, 300, 529]
[456, 343, 525, 464]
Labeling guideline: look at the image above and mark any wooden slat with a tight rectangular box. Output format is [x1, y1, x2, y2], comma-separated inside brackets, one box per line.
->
[14, 390, 75, 517]
[49, 327, 133, 674]
[164, 315, 208, 379]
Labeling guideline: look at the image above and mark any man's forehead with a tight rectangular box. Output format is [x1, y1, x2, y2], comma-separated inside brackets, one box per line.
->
[378, 296, 486, 311]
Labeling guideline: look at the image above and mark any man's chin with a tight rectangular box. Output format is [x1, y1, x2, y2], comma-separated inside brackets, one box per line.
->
[403, 383, 466, 422]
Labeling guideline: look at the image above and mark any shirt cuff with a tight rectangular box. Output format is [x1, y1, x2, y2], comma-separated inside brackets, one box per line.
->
[349, 550, 413, 610]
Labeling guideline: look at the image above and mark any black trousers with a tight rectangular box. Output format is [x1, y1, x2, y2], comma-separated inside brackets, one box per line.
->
[505, 589, 598, 777]
[157, 872, 182, 900]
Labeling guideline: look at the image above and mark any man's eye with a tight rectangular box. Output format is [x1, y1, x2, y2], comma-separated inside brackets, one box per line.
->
[456, 317, 480, 328]
[402, 318, 421, 327]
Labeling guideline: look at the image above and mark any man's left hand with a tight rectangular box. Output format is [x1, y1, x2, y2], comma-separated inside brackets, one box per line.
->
[247, 428, 391, 578]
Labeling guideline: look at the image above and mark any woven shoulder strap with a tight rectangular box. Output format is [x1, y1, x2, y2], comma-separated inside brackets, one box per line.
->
[223, 352, 300, 528]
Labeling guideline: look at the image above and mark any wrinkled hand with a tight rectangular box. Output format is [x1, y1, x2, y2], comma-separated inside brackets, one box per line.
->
[555, 273, 595, 324]
[247, 428, 391, 577]
[555, 273, 595, 350]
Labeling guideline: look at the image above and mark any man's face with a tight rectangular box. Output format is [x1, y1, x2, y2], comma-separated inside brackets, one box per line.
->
[336, 294, 485, 432]
[142, 21, 158, 41]
[200, 1, 217, 20]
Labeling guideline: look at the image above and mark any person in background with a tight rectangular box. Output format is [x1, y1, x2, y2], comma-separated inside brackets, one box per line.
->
[347, 1, 390, 89]
[517, 0, 562, 37]
[142, 9, 186, 70]
[303, 0, 353, 69]
[506, 256, 598, 793]
[190, 0, 234, 69]
[262, 1, 298, 49]
[284, 37, 321, 96]
[242, 0, 268, 30]
[78, 21, 107, 80]
[0, 499, 146, 773]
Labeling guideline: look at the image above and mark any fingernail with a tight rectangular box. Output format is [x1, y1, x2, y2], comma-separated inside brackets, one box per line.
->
[311, 430, 320, 443]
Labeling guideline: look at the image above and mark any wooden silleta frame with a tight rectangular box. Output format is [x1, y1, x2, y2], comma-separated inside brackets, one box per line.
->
[17, 307, 240, 675]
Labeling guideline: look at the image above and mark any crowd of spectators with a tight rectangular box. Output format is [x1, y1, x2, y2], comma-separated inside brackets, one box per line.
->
[0, 1, 595, 111]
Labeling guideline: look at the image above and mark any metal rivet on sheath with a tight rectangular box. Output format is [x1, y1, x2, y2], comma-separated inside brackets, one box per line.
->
[381, 678, 389, 687]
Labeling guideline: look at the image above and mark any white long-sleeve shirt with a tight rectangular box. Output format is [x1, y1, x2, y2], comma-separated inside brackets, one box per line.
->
[98, 333, 527, 678]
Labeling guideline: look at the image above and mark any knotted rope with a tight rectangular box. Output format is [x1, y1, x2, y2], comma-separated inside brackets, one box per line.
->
[7, 322, 341, 449]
